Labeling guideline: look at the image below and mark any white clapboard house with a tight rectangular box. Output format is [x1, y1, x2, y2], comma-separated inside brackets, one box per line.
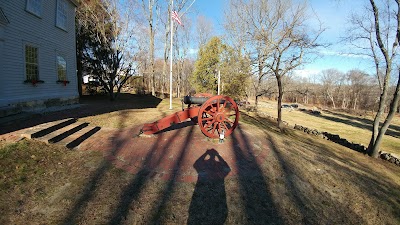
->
[0, 0, 78, 112]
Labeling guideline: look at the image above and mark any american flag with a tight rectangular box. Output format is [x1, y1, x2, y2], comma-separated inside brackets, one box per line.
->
[171, 11, 183, 26]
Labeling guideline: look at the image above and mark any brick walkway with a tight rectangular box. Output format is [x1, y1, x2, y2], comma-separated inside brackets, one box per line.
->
[1, 122, 271, 183]
[77, 123, 271, 183]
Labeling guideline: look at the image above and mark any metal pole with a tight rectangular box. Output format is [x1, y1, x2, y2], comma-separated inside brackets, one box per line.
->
[169, 0, 174, 110]
[217, 70, 221, 95]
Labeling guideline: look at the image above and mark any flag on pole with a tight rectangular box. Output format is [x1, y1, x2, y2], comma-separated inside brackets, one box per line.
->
[171, 11, 183, 26]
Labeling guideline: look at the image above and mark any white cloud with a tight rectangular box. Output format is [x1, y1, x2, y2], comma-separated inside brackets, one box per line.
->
[293, 69, 321, 78]
[319, 50, 370, 59]
[340, 53, 370, 59]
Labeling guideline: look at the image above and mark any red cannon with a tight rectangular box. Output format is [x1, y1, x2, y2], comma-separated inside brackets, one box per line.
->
[141, 94, 240, 138]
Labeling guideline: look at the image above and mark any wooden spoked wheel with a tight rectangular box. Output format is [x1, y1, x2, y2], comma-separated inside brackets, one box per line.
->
[198, 95, 240, 138]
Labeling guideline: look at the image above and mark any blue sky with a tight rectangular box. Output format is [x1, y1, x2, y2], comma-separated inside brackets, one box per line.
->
[189, 0, 376, 78]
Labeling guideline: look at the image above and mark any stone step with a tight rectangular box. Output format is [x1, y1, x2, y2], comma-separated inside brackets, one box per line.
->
[21, 118, 76, 139]
[57, 126, 101, 149]
[36, 122, 89, 144]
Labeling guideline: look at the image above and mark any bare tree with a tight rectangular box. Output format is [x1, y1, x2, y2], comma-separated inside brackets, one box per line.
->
[347, 69, 369, 110]
[77, 0, 139, 100]
[157, 0, 190, 98]
[141, 0, 159, 96]
[175, 16, 193, 97]
[226, 0, 324, 129]
[320, 69, 346, 109]
[224, 1, 269, 108]
[346, 0, 400, 157]
[196, 15, 214, 48]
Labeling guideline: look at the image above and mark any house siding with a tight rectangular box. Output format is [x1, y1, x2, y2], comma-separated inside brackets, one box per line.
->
[0, 0, 78, 108]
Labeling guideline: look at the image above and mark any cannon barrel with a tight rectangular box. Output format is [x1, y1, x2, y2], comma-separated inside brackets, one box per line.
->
[183, 96, 209, 105]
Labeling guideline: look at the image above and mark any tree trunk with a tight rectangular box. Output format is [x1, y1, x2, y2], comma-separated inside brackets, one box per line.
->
[255, 94, 259, 109]
[150, 30, 155, 96]
[368, 70, 400, 157]
[148, 4, 155, 96]
[177, 61, 182, 98]
[277, 75, 284, 130]
[109, 80, 115, 101]
[367, 74, 390, 156]
[368, 103, 383, 154]
[329, 94, 336, 109]
[353, 95, 358, 110]
[366, 0, 399, 158]
[341, 92, 347, 109]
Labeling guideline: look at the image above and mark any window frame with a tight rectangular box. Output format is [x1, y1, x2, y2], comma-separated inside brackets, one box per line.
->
[25, 0, 42, 18]
[56, 0, 68, 31]
[24, 44, 40, 82]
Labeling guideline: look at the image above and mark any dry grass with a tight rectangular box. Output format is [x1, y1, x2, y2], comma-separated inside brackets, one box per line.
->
[1, 94, 400, 224]
[0, 140, 105, 224]
[1, 120, 400, 224]
[254, 100, 400, 156]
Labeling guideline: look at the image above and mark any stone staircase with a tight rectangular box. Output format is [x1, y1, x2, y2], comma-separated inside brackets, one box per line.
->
[21, 118, 101, 149]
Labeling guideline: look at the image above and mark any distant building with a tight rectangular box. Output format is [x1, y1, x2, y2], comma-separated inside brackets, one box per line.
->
[82, 74, 100, 85]
[0, 0, 78, 110]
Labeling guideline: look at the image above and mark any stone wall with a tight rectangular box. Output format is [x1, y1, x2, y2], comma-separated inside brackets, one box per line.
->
[293, 124, 400, 167]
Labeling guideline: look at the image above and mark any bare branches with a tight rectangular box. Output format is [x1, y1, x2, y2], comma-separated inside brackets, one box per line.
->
[343, 0, 400, 157]
[196, 15, 214, 48]
[224, 0, 323, 128]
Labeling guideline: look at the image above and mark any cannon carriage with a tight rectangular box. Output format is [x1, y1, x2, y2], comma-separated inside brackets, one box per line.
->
[141, 94, 240, 138]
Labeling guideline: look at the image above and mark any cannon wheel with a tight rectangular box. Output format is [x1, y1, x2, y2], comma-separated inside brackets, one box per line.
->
[198, 95, 239, 138]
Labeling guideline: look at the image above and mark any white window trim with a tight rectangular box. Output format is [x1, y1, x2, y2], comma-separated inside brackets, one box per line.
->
[56, 0, 68, 31]
[24, 42, 40, 81]
[25, 0, 42, 18]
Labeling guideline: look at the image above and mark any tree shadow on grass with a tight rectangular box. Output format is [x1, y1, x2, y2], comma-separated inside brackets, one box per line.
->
[239, 112, 400, 223]
[230, 125, 284, 224]
[143, 125, 195, 223]
[265, 129, 400, 224]
[0, 93, 162, 135]
[61, 108, 163, 224]
[267, 134, 368, 224]
[187, 148, 230, 225]
[106, 126, 189, 225]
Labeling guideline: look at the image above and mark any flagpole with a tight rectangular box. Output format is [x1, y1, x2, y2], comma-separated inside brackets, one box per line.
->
[169, 0, 174, 110]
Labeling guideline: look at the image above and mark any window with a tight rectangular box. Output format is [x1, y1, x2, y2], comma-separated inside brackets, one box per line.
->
[57, 56, 67, 81]
[25, 45, 39, 81]
[56, 0, 67, 30]
[26, 0, 42, 17]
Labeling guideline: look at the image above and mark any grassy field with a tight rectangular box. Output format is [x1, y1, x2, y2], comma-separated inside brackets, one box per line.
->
[0, 94, 400, 224]
[254, 100, 400, 156]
